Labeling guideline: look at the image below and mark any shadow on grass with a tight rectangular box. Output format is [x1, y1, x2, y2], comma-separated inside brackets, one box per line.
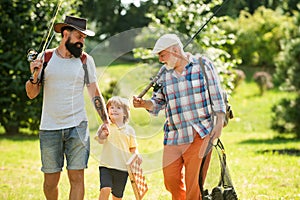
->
[239, 135, 300, 145]
[257, 149, 300, 156]
[0, 134, 39, 141]
[240, 135, 300, 156]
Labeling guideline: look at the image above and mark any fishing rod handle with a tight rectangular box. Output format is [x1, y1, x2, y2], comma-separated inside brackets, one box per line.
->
[137, 67, 166, 98]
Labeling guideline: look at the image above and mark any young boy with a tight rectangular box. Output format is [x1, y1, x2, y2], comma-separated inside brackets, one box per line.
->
[95, 96, 140, 200]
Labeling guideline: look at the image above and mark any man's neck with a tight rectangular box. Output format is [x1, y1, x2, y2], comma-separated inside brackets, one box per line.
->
[56, 46, 72, 59]
[174, 56, 189, 74]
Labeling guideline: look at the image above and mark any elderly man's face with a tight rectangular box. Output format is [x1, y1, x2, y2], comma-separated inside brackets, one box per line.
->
[158, 46, 179, 70]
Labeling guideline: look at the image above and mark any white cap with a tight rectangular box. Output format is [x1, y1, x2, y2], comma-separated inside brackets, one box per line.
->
[152, 34, 183, 54]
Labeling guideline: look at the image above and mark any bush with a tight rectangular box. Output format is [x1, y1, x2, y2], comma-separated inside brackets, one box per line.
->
[271, 97, 300, 138]
[272, 11, 300, 137]
[253, 71, 273, 96]
[221, 6, 296, 69]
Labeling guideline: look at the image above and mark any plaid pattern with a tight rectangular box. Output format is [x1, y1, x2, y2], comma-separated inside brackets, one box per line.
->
[150, 55, 226, 145]
[126, 154, 148, 200]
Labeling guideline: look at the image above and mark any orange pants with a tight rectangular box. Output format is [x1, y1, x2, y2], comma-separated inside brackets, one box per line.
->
[162, 133, 212, 200]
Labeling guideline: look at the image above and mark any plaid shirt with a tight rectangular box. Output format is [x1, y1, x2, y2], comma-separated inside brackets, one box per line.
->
[149, 55, 226, 145]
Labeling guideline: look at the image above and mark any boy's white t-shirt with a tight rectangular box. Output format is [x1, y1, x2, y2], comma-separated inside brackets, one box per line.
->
[40, 50, 97, 130]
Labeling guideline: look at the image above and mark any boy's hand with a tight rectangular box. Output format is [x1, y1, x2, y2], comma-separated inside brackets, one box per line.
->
[94, 124, 110, 143]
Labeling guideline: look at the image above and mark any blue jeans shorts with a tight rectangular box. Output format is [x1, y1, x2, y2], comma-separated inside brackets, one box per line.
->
[39, 121, 90, 173]
[99, 166, 128, 198]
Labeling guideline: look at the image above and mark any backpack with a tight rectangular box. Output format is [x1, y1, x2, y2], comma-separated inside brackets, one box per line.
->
[38, 49, 90, 85]
[198, 56, 234, 127]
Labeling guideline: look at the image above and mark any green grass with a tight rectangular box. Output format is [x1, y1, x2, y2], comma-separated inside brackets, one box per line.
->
[1, 64, 300, 199]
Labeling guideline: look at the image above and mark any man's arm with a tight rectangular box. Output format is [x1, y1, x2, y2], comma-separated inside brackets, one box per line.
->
[87, 82, 109, 124]
[25, 60, 42, 99]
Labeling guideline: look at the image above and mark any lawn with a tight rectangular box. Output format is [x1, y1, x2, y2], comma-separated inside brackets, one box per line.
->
[0, 63, 300, 200]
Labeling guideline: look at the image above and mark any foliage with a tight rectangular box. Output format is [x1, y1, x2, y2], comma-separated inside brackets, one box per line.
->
[218, 0, 300, 17]
[0, 0, 81, 134]
[133, 0, 241, 93]
[102, 80, 120, 102]
[221, 6, 296, 69]
[271, 11, 300, 137]
[271, 97, 300, 138]
[274, 38, 300, 92]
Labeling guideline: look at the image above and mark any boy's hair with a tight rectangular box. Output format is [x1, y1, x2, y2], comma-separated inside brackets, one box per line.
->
[106, 96, 130, 123]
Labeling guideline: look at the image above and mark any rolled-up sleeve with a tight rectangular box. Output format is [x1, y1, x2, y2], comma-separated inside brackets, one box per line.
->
[148, 96, 166, 116]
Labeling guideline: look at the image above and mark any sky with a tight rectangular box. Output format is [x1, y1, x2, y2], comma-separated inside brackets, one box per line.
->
[121, 0, 143, 7]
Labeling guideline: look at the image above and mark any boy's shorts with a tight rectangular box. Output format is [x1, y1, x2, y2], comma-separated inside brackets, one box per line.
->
[99, 166, 128, 198]
[39, 121, 90, 173]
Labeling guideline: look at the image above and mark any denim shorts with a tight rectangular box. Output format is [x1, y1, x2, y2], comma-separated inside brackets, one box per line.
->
[39, 121, 90, 173]
[99, 166, 128, 198]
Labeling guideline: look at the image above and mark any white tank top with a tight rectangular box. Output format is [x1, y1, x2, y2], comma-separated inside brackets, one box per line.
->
[40, 50, 97, 130]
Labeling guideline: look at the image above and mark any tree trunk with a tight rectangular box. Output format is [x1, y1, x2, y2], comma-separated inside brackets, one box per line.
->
[4, 125, 19, 135]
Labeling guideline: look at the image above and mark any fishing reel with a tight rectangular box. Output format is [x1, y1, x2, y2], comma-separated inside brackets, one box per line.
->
[150, 77, 163, 92]
[27, 49, 39, 62]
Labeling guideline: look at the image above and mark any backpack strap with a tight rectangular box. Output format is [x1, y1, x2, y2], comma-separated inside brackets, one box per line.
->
[39, 49, 54, 85]
[80, 52, 90, 86]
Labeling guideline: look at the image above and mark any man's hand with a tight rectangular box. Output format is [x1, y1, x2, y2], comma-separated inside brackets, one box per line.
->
[132, 96, 145, 108]
[29, 59, 43, 82]
[133, 96, 153, 110]
[209, 112, 224, 145]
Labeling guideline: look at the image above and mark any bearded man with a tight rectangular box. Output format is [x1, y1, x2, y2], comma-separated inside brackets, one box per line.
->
[25, 16, 109, 200]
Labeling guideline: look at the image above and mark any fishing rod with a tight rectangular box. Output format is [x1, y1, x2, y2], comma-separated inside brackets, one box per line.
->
[137, 0, 229, 98]
[28, 0, 63, 83]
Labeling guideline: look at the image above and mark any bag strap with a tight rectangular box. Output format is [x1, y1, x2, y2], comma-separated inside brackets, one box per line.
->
[80, 52, 90, 85]
[215, 139, 227, 187]
[39, 50, 54, 85]
[199, 137, 214, 195]
[199, 139, 234, 195]
[199, 57, 214, 109]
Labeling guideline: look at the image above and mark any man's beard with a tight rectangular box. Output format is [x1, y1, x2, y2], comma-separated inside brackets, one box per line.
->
[165, 56, 178, 70]
[65, 38, 83, 58]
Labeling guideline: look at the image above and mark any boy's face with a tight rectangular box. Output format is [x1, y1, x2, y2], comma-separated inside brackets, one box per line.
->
[108, 103, 125, 123]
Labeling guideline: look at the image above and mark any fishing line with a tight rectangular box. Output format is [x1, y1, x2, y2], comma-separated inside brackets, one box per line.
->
[39, 0, 63, 54]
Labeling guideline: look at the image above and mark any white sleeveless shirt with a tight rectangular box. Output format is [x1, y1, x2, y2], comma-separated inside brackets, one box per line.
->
[40, 50, 97, 130]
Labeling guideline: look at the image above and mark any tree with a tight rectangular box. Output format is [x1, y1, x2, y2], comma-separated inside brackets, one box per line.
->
[216, 0, 300, 18]
[0, 0, 80, 134]
[134, 0, 240, 93]
[79, 0, 175, 57]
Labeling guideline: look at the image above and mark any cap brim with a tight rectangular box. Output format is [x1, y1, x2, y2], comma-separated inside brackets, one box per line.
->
[54, 23, 95, 37]
[152, 43, 177, 54]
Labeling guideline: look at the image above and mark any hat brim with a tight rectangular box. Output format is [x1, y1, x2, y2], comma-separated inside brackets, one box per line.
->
[54, 23, 95, 37]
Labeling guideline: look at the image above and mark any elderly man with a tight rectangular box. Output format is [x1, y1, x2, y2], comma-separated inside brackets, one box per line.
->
[133, 34, 226, 200]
